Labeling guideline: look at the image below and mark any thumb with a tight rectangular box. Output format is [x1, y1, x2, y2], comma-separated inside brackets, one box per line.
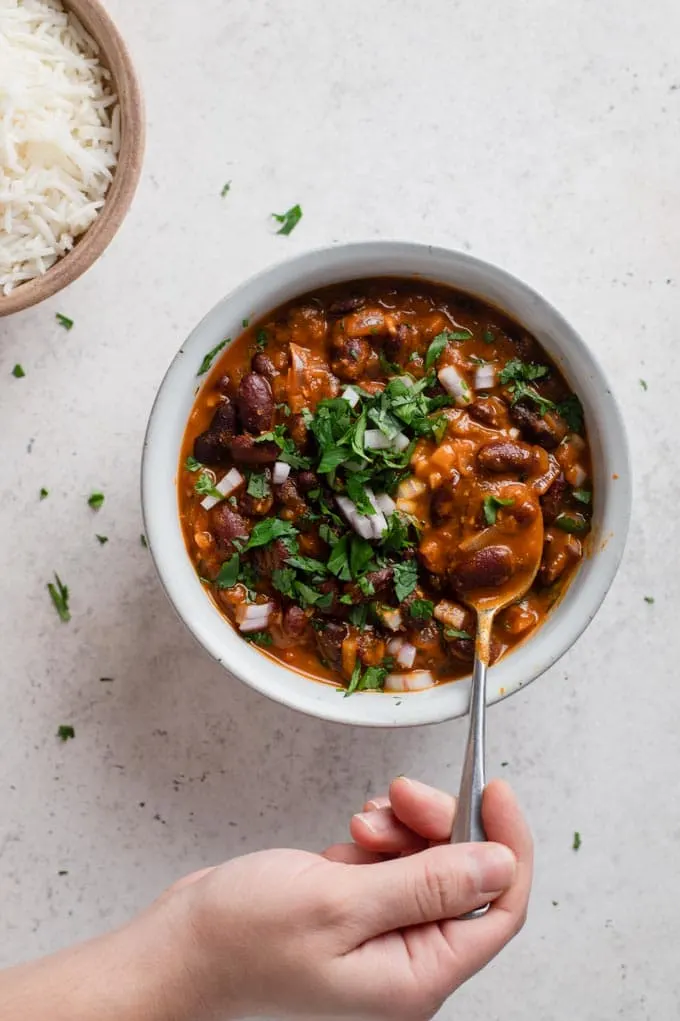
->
[346, 841, 516, 939]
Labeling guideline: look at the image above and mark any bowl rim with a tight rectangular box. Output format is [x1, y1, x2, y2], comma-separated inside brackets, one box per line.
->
[0, 0, 145, 317]
[141, 240, 632, 727]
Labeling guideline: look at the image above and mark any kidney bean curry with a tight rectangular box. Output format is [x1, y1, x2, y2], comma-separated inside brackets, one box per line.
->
[179, 279, 592, 695]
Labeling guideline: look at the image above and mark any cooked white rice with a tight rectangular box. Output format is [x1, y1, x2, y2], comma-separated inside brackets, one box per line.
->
[0, 0, 120, 294]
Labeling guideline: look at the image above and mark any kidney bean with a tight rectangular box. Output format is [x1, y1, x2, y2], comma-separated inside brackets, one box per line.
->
[327, 296, 366, 316]
[229, 435, 279, 464]
[539, 528, 582, 586]
[540, 473, 569, 524]
[449, 545, 515, 594]
[296, 470, 319, 493]
[478, 440, 535, 473]
[468, 396, 508, 429]
[510, 402, 567, 450]
[251, 352, 278, 382]
[193, 400, 237, 465]
[211, 504, 248, 556]
[236, 372, 274, 434]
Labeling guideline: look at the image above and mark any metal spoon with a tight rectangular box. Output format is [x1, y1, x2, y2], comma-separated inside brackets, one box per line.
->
[450, 508, 544, 916]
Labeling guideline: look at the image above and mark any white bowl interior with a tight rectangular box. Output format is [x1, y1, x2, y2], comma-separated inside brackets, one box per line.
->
[142, 242, 632, 727]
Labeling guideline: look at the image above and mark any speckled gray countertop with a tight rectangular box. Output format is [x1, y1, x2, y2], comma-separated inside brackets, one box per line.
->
[1, 0, 679, 1017]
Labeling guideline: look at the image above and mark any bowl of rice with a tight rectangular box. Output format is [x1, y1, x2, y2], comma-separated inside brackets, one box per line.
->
[0, 0, 144, 315]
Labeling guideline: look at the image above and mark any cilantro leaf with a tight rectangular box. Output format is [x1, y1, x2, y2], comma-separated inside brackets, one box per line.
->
[87, 491, 104, 510]
[644, 596, 654, 605]
[256, 329, 268, 349]
[57, 724, 75, 741]
[95, 534, 108, 545]
[197, 338, 229, 376]
[185, 456, 203, 472]
[554, 512, 588, 534]
[345, 659, 363, 696]
[357, 665, 389, 691]
[318, 444, 349, 473]
[409, 598, 434, 620]
[272, 204, 302, 235]
[393, 560, 418, 602]
[286, 554, 328, 576]
[445, 628, 473, 640]
[498, 359, 549, 385]
[56, 313, 74, 330]
[47, 573, 70, 622]
[215, 554, 240, 589]
[483, 494, 515, 525]
[244, 631, 273, 646]
[221, 181, 231, 197]
[245, 518, 298, 550]
[272, 567, 297, 596]
[557, 394, 584, 434]
[11, 363, 25, 378]
[194, 472, 223, 501]
[572, 487, 591, 505]
[295, 581, 333, 609]
[247, 472, 271, 499]
[328, 535, 351, 580]
[425, 331, 450, 370]
[510, 381, 556, 415]
[345, 472, 375, 515]
[572, 831, 582, 851]
[39, 487, 48, 500]
[350, 536, 374, 579]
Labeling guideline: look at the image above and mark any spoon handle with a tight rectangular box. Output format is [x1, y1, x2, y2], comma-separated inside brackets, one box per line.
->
[451, 607, 493, 844]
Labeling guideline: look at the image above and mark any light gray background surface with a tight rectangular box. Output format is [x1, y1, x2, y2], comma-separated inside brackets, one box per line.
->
[1, 1, 678, 1018]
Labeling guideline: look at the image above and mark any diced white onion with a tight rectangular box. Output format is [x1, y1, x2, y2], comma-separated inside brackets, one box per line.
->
[364, 429, 393, 450]
[272, 461, 291, 485]
[200, 467, 245, 510]
[383, 618, 404, 640]
[566, 463, 588, 487]
[384, 670, 435, 692]
[396, 643, 417, 669]
[434, 600, 469, 630]
[508, 427, 521, 439]
[473, 364, 496, 390]
[397, 375, 414, 388]
[387, 636, 405, 655]
[237, 602, 273, 631]
[391, 431, 410, 452]
[335, 495, 374, 540]
[374, 492, 396, 516]
[366, 489, 388, 538]
[342, 386, 360, 408]
[398, 477, 426, 500]
[438, 366, 472, 406]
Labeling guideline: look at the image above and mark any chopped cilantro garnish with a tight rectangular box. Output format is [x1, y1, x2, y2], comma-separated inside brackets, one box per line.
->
[140, 534, 148, 548]
[644, 595, 654, 605]
[247, 472, 271, 499]
[328, 535, 351, 580]
[194, 472, 223, 501]
[256, 329, 269, 349]
[286, 554, 328, 575]
[197, 338, 229, 376]
[510, 381, 556, 416]
[445, 628, 473, 640]
[57, 724, 75, 741]
[498, 359, 549, 385]
[11, 364, 25, 378]
[482, 329, 495, 344]
[295, 581, 333, 609]
[95, 534, 108, 545]
[185, 456, 203, 472]
[483, 494, 515, 525]
[393, 560, 418, 602]
[272, 204, 302, 235]
[572, 487, 591, 505]
[349, 536, 374, 579]
[47, 573, 70, 622]
[221, 181, 231, 197]
[639, 378, 648, 391]
[87, 492, 104, 510]
[424, 331, 450, 369]
[409, 598, 434, 620]
[39, 487, 48, 500]
[554, 512, 588, 534]
[215, 554, 240, 589]
[572, 831, 582, 851]
[245, 518, 298, 550]
[272, 567, 296, 597]
[556, 394, 584, 434]
[56, 313, 74, 330]
[345, 661, 390, 696]
[244, 631, 273, 647]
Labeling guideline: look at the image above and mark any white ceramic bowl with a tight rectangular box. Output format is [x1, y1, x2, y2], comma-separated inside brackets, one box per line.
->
[142, 242, 632, 727]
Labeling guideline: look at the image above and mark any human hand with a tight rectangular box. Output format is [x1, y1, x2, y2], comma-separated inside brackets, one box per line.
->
[161, 776, 532, 1020]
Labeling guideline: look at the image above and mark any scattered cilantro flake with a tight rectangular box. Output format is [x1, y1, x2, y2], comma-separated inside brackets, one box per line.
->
[409, 598, 434, 620]
[140, 534, 148, 548]
[349, 536, 374, 580]
[557, 394, 584, 434]
[243, 631, 273, 647]
[215, 554, 240, 589]
[87, 492, 104, 510]
[328, 535, 351, 580]
[483, 329, 495, 344]
[95, 534, 108, 545]
[483, 494, 515, 525]
[185, 455, 203, 472]
[445, 628, 473, 640]
[56, 313, 74, 330]
[572, 831, 582, 851]
[510, 381, 556, 415]
[272, 567, 296, 597]
[247, 472, 271, 499]
[345, 659, 363, 696]
[639, 378, 648, 391]
[552, 900, 559, 907]
[194, 472, 223, 501]
[572, 487, 591, 505]
[245, 518, 298, 550]
[272, 204, 302, 235]
[39, 487, 48, 500]
[47, 573, 70, 622]
[197, 338, 229, 376]
[644, 596, 654, 605]
[57, 724, 75, 742]
[554, 512, 588, 534]
[498, 359, 549, 385]
[256, 329, 269, 349]
[501, 760, 509, 767]
[393, 560, 418, 602]
[424, 331, 450, 370]
[242, 318, 249, 328]
[11, 364, 25, 378]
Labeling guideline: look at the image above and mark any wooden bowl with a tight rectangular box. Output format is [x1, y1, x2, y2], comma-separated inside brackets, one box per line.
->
[0, 0, 145, 317]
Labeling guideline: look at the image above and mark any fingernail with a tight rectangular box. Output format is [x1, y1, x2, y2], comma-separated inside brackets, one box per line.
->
[395, 777, 454, 809]
[468, 843, 516, 894]
[353, 810, 391, 835]
[364, 795, 390, 812]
